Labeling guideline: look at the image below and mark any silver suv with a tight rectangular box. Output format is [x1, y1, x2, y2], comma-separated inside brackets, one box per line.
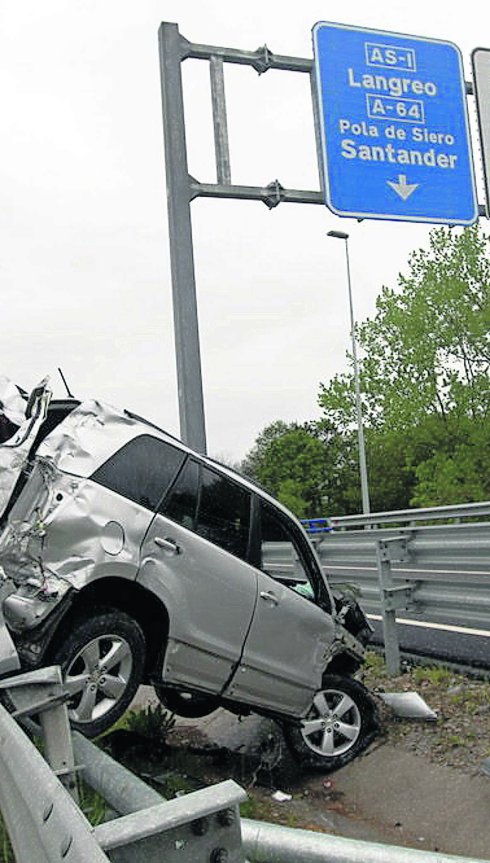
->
[0, 379, 377, 770]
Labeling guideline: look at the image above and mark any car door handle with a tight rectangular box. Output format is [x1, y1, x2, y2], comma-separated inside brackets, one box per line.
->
[154, 537, 181, 555]
[259, 590, 279, 606]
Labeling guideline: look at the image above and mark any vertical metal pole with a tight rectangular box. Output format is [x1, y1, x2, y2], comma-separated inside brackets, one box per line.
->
[158, 22, 207, 453]
[210, 56, 231, 184]
[376, 540, 401, 676]
[344, 240, 371, 515]
[40, 702, 79, 803]
[310, 68, 327, 198]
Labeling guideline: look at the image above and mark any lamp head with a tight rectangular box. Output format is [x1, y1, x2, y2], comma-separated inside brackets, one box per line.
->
[327, 230, 349, 240]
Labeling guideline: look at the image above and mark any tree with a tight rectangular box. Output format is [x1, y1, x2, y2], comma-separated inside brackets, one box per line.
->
[241, 421, 331, 517]
[318, 225, 490, 508]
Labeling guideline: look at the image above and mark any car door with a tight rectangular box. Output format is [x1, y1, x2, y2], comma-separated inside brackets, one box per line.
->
[138, 459, 259, 695]
[222, 499, 335, 717]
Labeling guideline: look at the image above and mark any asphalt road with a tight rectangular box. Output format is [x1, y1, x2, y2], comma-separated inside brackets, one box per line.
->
[324, 563, 490, 669]
[367, 614, 490, 670]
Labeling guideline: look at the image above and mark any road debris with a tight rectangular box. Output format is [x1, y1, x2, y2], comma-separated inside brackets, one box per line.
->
[271, 790, 292, 803]
[378, 691, 438, 720]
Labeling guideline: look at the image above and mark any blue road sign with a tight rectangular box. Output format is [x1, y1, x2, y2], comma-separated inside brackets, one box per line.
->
[312, 22, 478, 225]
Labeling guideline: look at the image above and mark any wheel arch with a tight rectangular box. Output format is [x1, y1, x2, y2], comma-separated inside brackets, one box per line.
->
[325, 651, 362, 677]
[47, 578, 169, 682]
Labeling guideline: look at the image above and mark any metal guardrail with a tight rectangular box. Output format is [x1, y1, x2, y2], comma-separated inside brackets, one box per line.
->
[74, 732, 246, 863]
[328, 500, 490, 529]
[1, 665, 489, 863]
[0, 668, 246, 863]
[75, 721, 490, 863]
[276, 502, 490, 674]
[0, 502, 489, 861]
[0, 693, 110, 862]
[241, 820, 490, 863]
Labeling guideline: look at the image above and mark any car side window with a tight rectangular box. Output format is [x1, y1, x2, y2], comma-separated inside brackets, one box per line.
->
[91, 435, 185, 511]
[195, 468, 252, 561]
[161, 462, 252, 561]
[259, 501, 315, 598]
[160, 458, 200, 530]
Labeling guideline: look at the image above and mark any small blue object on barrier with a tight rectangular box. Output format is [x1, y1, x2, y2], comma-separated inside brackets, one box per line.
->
[301, 518, 333, 534]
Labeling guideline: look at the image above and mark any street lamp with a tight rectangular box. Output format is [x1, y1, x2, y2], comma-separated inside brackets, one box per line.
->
[327, 230, 371, 514]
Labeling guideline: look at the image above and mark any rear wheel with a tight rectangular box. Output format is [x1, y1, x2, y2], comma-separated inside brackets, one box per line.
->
[50, 609, 145, 737]
[283, 674, 378, 771]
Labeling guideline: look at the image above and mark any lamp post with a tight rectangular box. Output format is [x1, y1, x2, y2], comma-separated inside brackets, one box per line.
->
[327, 230, 371, 514]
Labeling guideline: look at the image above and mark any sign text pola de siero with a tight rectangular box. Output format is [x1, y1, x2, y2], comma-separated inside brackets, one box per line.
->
[312, 22, 478, 225]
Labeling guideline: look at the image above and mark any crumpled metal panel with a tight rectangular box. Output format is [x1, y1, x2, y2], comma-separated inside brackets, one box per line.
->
[0, 375, 28, 427]
[0, 400, 159, 629]
[36, 399, 163, 477]
[0, 379, 51, 520]
[1, 458, 153, 628]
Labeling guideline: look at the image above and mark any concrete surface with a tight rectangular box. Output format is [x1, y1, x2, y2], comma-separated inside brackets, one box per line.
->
[333, 742, 490, 858]
[130, 686, 490, 859]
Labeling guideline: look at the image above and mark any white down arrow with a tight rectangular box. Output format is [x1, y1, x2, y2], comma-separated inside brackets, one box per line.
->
[387, 174, 419, 200]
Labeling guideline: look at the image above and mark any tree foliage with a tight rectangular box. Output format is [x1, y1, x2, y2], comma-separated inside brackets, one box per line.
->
[243, 225, 490, 516]
[241, 421, 329, 517]
[319, 225, 490, 508]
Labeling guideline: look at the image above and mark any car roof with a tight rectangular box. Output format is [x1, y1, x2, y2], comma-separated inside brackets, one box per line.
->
[39, 398, 304, 529]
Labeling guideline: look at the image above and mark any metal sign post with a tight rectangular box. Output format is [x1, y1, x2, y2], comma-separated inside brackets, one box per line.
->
[158, 24, 207, 454]
[312, 22, 478, 224]
[158, 22, 484, 453]
[472, 48, 490, 218]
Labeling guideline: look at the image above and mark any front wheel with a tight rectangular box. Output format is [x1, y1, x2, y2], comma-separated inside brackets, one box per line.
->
[49, 608, 145, 737]
[283, 674, 379, 771]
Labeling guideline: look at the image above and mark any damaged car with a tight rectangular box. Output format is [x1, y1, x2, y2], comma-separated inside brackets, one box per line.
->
[0, 377, 377, 769]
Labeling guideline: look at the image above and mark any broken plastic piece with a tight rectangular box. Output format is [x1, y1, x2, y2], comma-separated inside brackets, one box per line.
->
[378, 691, 437, 720]
[271, 790, 292, 802]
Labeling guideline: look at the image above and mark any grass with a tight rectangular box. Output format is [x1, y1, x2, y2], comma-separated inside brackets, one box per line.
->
[123, 703, 176, 748]
[78, 781, 107, 826]
[363, 651, 387, 675]
[239, 794, 299, 828]
[0, 815, 13, 863]
[412, 665, 454, 686]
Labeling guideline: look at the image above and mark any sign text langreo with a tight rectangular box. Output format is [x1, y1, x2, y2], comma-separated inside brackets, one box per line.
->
[312, 23, 478, 224]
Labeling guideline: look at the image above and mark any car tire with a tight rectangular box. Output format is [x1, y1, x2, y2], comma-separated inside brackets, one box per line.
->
[155, 686, 219, 718]
[49, 608, 145, 737]
[283, 674, 379, 771]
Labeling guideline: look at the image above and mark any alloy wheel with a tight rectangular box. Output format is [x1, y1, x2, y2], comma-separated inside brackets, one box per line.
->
[63, 634, 133, 725]
[300, 687, 361, 757]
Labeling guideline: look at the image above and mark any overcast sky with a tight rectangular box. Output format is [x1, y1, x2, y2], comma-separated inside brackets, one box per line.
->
[0, 1, 487, 461]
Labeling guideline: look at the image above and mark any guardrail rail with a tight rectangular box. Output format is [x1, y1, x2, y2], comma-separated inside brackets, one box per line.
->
[286, 501, 490, 673]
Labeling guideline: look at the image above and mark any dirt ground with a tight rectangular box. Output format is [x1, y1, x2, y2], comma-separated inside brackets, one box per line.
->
[359, 652, 490, 773]
[116, 655, 490, 859]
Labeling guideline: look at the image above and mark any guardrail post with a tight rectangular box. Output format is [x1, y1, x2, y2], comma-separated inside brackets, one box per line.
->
[40, 700, 79, 802]
[376, 539, 401, 676]
[0, 702, 110, 862]
[0, 666, 80, 800]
